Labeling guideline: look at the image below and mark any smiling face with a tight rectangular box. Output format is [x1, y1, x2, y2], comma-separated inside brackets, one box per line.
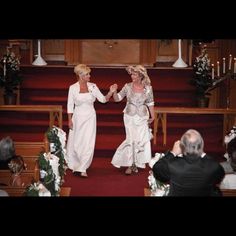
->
[130, 71, 142, 83]
[80, 72, 91, 82]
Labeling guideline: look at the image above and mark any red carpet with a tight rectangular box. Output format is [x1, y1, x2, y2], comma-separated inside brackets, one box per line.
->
[62, 158, 150, 196]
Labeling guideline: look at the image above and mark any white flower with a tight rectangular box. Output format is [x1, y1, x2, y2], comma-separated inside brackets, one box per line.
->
[48, 153, 60, 180]
[148, 152, 170, 196]
[224, 126, 236, 144]
[38, 183, 51, 197]
[148, 171, 169, 196]
[149, 152, 165, 168]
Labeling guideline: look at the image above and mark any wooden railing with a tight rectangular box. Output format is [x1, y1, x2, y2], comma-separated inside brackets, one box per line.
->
[0, 105, 63, 129]
[153, 107, 236, 145]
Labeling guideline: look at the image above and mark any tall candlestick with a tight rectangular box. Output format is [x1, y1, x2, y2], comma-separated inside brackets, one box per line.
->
[223, 58, 226, 74]
[3, 58, 6, 77]
[212, 64, 214, 80]
[217, 61, 220, 77]
[234, 58, 236, 73]
[229, 54, 232, 70]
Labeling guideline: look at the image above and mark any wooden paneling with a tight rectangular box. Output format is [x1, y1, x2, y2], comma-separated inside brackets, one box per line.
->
[41, 40, 65, 62]
[65, 40, 82, 65]
[64, 39, 157, 66]
[140, 40, 157, 66]
[81, 39, 140, 65]
[155, 39, 189, 64]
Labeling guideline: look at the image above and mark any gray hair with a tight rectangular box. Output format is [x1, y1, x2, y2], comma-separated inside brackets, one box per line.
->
[0, 136, 15, 161]
[180, 129, 204, 156]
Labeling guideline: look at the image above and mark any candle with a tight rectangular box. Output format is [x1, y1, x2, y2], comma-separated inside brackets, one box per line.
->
[212, 64, 214, 80]
[229, 54, 232, 70]
[223, 58, 226, 74]
[234, 58, 236, 73]
[178, 39, 182, 58]
[3, 58, 6, 77]
[217, 61, 220, 77]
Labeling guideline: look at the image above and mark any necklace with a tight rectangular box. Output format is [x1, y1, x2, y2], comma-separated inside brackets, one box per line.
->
[133, 83, 144, 91]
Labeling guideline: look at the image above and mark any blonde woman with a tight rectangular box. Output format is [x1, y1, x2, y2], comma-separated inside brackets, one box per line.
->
[111, 65, 155, 175]
[66, 64, 115, 177]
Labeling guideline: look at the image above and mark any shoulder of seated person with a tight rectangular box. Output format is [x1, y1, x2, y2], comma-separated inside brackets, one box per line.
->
[165, 151, 178, 157]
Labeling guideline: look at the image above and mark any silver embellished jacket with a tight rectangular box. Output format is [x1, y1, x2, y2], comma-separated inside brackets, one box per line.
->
[117, 83, 154, 117]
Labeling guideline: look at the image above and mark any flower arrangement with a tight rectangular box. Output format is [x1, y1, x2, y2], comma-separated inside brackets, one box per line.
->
[25, 182, 51, 197]
[224, 126, 236, 145]
[148, 153, 170, 196]
[190, 46, 213, 99]
[46, 126, 67, 180]
[0, 49, 22, 96]
[224, 126, 236, 161]
[25, 126, 67, 196]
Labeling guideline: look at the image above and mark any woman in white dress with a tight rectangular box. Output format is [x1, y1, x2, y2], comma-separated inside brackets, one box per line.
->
[111, 65, 155, 175]
[66, 64, 115, 177]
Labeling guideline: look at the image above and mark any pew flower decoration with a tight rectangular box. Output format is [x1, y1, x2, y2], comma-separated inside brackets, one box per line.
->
[224, 126, 236, 161]
[25, 182, 51, 197]
[25, 126, 68, 196]
[39, 152, 61, 195]
[148, 153, 170, 196]
[46, 126, 67, 181]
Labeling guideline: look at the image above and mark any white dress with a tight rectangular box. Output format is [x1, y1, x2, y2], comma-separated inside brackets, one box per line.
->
[111, 83, 154, 169]
[66, 82, 107, 173]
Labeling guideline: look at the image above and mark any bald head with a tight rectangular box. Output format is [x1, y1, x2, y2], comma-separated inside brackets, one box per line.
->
[180, 129, 204, 156]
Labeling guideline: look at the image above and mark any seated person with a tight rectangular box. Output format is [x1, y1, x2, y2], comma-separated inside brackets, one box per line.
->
[8, 155, 26, 187]
[0, 136, 15, 169]
[220, 125, 236, 173]
[220, 131, 236, 189]
[152, 129, 225, 196]
[0, 189, 9, 196]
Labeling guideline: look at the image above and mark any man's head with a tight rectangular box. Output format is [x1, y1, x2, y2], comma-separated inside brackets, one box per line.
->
[180, 129, 204, 156]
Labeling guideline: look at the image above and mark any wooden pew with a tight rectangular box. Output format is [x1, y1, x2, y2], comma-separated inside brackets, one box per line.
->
[144, 187, 236, 196]
[0, 186, 71, 197]
[15, 141, 47, 157]
[221, 189, 236, 196]
[0, 186, 26, 196]
[14, 138, 49, 171]
[144, 188, 151, 196]
[60, 187, 71, 196]
[0, 169, 39, 186]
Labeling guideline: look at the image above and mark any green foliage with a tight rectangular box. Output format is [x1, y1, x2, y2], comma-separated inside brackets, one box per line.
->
[190, 46, 213, 98]
[46, 126, 67, 179]
[0, 49, 23, 95]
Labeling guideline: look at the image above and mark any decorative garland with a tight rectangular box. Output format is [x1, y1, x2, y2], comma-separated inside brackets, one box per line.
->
[25, 126, 67, 196]
[148, 153, 170, 196]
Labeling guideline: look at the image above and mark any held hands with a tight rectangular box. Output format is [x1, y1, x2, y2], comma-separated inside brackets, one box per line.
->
[110, 84, 118, 93]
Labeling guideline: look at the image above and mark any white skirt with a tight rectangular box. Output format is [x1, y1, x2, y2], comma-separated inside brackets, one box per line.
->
[111, 114, 151, 168]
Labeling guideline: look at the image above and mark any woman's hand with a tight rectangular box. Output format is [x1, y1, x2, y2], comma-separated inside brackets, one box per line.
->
[148, 117, 154, 124]
[110, 84, 118, 93]
[68, 119, 73, 130]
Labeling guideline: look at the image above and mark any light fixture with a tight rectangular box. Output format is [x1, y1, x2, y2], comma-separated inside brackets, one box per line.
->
[32, 40, 47, 66]
[172, 39, 188, 68]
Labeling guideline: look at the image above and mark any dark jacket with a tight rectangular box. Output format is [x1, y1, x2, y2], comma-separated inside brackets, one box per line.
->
[152, 152, 225, 196]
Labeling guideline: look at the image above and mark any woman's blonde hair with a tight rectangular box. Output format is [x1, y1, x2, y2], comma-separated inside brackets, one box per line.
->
[74, 64, 91, 77]
[126, 65, 151, 86]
